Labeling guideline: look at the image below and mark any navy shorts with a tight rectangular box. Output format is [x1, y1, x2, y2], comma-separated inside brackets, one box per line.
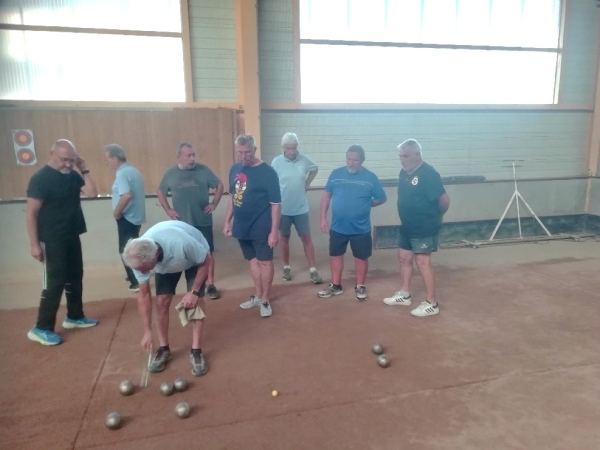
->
[155, 265, 206, 296]
[329, 230, 372, 260]
[195, 225, 214, 253]
[238, 238, 273, 261]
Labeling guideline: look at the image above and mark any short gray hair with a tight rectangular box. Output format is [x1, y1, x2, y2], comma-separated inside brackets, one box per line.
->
[397, 139, 422, 154]
[104, 143, 126, 162]
[281, 132, 299, 147]
[122, 238, 158, 268]
[235, 134, 256, 148]
[177, 142, 193, 155]
[347, 144, 365, 162]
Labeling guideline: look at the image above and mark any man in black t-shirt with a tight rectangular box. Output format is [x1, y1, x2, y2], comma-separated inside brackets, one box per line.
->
[26, 139, 99, 346]
[383, 139, 450, 317]
[223, 134, 281, 318]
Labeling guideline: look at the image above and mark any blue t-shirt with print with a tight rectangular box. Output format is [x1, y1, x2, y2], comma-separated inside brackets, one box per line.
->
[229, 162, 281, 240]
[325, 166, 387, 235]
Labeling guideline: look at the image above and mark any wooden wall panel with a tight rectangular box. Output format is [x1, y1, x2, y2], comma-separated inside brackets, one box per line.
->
[0, 108, 238, 200]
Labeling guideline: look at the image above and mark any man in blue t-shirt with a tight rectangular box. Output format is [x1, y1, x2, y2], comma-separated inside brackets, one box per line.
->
[318, 144, 387, 301]
[104, 143, 146, 293]
[223, 134, 281, 318]
[383, 139, 450, 317]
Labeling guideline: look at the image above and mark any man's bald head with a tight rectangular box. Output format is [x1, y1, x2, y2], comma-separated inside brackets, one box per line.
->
[49, 139, 78, 174]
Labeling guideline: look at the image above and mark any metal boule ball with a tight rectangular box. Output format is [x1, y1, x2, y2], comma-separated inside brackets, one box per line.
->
[175, 401, 191, 419]
[371, 342, 384, 355]
[119, 380, 134, 396]
[173, 377, 188, 392]
[159, 381, 175, 396]
[378, 354, 391, 368]
[105, 412, 122, 430]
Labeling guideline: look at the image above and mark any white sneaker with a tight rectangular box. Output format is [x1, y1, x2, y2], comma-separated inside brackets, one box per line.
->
[411, 301, 439, 317]
[383, 291, 412, 306]
[240, 295, 261, 309]
[355, 285, 367, 301]
[260, 301, 272, 317]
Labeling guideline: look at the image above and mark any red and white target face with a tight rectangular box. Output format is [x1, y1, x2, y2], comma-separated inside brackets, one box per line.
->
[13, 130, 33, 147]
[17, 148, 36, 165]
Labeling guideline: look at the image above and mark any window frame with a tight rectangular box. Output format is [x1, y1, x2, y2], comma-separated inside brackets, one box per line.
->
[270, 0, 577, 112]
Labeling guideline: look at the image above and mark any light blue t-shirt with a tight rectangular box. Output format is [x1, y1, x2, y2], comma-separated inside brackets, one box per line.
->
[112, 163, 146, 225]
[271, 153, 317, 216]
[133, 221, 210, 284]
[325, 166, 387, 235]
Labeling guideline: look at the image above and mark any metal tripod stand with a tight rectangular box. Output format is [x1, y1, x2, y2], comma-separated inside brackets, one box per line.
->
[489, 160, 551, 241]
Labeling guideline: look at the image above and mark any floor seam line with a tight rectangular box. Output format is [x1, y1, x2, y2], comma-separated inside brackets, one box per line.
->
[71, 299, 128, 450]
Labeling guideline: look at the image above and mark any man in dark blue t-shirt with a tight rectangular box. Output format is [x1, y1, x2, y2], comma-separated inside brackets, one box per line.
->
[318, 144, 387, 301]
[223, 134, 281, 318]
[383, 139, 450, 317]
[26, 139, 100, 346]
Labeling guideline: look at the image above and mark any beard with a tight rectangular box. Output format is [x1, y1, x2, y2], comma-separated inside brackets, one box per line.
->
[60, 168, 72, 174]
[347, 167, 357, 174]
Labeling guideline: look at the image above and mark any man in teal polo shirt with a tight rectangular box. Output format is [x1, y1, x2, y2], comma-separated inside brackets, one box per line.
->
[271, 132, 323, 284]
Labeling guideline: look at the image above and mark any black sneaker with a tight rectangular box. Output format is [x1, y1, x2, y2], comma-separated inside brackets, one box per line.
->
[149, 347, 172, 373]
[206, 284, 220, 299]
[190, 351, 208, 376]
[129, 283, 140, 292]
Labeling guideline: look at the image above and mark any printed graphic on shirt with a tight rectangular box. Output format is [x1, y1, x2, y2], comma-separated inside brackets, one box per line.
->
[234, 173, 247, 206]
[411, 176, 419, 186]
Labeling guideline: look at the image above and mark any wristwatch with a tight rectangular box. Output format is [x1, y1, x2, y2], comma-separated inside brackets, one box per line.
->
[81, 169, 90, 175]
[190, 289, 201, 297]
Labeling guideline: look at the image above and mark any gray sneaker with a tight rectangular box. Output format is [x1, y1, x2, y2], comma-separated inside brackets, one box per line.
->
[355, 284, 367, 301]
[149, 347, 173, 373]
[240, 295, 261, 309]
[260, 301, 272, 317]
[310, 270, 323, 284]
[283, 267, 292, 281]
[318, 283, 343, 298]
[190, 351, 208, 376]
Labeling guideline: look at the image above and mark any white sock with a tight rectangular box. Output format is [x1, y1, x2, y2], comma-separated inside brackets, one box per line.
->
[309, 267, 317, 273]
[284, 265, 291, 270]
[400, 290, 411, 298]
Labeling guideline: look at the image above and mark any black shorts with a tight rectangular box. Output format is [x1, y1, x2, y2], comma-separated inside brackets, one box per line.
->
[155, 265, 206, 297]
[329, 230, 372, 260]
[238, 238, 273, 261]
[195, 226, 214, 253]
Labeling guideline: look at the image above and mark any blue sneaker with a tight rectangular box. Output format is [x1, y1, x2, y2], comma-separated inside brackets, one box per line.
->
[28, 327, 62, 346]
[62, 317, 99, 329]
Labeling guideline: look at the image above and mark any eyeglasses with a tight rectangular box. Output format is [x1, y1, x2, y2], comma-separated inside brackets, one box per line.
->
[58, 157, 77, 164]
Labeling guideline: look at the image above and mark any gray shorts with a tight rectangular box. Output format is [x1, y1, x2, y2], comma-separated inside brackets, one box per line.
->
[280, 213, 311, 237]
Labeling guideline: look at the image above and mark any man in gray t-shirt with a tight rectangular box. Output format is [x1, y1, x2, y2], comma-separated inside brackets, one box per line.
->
[157, 142, 224, 299]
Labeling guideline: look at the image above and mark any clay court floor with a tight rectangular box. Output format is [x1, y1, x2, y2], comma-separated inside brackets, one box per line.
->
[1, 241, 600, 450]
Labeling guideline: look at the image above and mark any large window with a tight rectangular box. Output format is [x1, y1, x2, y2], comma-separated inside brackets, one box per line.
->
[0, 0, 185, 102]
[300, 0, 562, 104]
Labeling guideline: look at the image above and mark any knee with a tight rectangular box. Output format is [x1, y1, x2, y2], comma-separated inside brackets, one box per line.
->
[299, 234, 312, 244]
[280, 235, 290, 243]
[156, 295, 172, 311]
[414, 255, 431, 270]
[399, 253, 413, 265]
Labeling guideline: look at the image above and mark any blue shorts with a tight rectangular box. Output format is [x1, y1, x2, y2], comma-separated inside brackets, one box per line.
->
[238, 238, 273, 261]
[329, 230, 372, 260]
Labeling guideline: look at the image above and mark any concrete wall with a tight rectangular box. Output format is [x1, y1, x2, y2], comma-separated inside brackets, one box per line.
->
[588, 178, 600, 216]
[189, 0, 238, 102]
